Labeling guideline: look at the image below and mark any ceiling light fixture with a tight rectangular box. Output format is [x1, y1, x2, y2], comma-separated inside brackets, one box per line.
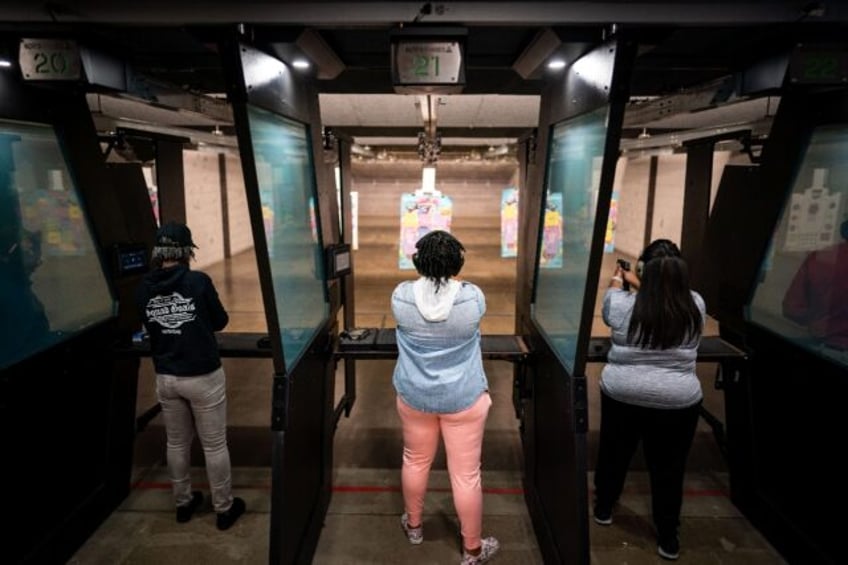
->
[292, 59, 310, 70]
[547, 59, 566, 70]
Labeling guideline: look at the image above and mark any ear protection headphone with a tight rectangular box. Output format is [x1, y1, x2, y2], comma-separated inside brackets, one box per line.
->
[638, 239, 681, 276]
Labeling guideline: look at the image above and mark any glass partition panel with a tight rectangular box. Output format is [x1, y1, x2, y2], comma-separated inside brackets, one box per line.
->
[247, 106, 328, 371]
[0, 120, 115, 369]
[748, 125, 848, 368]
[532, 106, 610, 371]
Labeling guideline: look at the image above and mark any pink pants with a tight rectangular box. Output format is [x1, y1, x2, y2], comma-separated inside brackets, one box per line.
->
[396, 393, 492, 550]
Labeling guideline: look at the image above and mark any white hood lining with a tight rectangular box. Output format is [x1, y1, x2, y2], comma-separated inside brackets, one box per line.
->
[412, 277, 461, 322]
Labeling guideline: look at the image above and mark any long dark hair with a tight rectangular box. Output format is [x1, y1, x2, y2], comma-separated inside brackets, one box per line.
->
[412, 230, 465, 291]
[627, 239, 702, 349]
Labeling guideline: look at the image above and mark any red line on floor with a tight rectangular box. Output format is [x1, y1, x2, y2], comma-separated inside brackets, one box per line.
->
[132, 481, 521, 495]
[132, 481, 726, 497]
[332, 485, 400, 493]
[332, 485, 524, 495]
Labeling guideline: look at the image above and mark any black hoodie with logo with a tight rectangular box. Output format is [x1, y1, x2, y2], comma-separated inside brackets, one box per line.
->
[136, 264, 228, 376]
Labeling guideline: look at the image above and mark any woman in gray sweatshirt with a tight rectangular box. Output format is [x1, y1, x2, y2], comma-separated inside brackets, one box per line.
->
[593, 239, 706, 562]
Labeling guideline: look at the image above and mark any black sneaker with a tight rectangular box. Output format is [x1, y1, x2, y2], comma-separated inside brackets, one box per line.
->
[176, 491, 204, 523]
[216, 497, 246, 530]
[593, 505, 613, 525]
[657, 535, 680, 560]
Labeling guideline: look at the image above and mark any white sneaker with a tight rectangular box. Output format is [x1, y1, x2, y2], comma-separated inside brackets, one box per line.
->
[460, 536, 499, 564]
[401, 513, 423, 545]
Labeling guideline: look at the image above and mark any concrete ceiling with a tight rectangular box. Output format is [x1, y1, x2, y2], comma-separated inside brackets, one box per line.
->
[319, 94, 540, 129]
[319, 93, 540, 147]
[11, 4, 840, 153]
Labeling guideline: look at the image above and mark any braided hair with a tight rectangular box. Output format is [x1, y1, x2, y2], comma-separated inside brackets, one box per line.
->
[627, 239, 702, 349]
[412, 230, 465, 291]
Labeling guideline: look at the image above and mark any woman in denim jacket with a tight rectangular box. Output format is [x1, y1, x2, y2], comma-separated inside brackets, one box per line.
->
[392, 230, 499, 565]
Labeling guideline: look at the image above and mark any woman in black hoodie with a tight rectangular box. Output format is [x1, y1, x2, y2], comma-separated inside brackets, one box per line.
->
[136, 222, 245, 530]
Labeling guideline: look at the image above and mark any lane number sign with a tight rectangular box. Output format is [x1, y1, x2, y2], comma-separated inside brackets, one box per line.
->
[394, 41, 463, 85]
[19, 39, 82, 81]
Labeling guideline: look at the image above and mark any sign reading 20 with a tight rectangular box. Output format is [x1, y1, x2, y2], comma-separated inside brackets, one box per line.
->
[19, 39, 82, 81]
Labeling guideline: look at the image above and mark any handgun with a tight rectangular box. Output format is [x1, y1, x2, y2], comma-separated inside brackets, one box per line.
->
[616, 259, 631, 290]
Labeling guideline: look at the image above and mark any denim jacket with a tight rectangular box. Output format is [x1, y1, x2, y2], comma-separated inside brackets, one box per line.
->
[392, 277, 488, 413]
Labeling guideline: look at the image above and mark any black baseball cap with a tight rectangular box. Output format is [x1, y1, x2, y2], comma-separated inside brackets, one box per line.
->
[155, 222, 198, 248]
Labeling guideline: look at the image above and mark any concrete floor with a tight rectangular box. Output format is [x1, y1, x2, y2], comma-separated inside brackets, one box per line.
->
[68, 226, 787, 564]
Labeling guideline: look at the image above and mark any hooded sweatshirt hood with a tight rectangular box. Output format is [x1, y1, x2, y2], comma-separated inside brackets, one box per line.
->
[412, 276, 461, 321]
[145, 264, 189, 294]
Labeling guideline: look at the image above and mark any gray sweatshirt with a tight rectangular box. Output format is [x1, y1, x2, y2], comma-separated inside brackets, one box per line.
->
[599, 288, 705, 409]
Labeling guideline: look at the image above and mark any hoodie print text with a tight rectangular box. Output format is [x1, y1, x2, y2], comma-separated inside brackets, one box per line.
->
[146, 292, 197, 334]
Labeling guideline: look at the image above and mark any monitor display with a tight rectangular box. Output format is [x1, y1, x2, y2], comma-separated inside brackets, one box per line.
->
[115, 243, 148, 276]
[0, 120, 115, 369]
[531, 106, 610, 372]
[328, 243, 351, 278]
[747, 125, 848, 368]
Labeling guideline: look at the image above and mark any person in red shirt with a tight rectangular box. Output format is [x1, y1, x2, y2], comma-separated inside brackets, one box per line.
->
[782, 220, 848, 353]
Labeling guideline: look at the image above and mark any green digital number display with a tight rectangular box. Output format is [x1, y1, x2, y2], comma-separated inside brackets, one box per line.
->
[394, 40, 463, 86]
[413, 54, 441, 78]
[790, 49, 848, 84]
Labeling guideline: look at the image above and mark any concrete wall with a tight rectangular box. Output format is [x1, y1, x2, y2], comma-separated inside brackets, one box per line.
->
[352, 160, 517, 222]
[612, 150, 735, 258]
[615, 156, 650, 258]
[350, 159, 520, 291]
[349, 159, 520, 329]
[184, 150, 224, 269]
[225, 153, 253, 255]
[651, 153, 687, 244]
[182, 149, 252, 269]
[176, 146, 740, 270]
